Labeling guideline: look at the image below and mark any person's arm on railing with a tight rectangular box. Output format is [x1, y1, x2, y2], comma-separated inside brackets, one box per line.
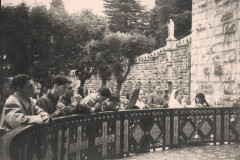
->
[34, 105, 51, 124]
[3, 103, 44, 129]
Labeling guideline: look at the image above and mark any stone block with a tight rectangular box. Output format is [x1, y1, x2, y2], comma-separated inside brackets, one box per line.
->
[217, 0, 230, 6]
[199, 1, 208, 8]
[223, 22, 237, 34]
[207, 18, 216, 28]
[213, 35, 225, 44]
[206, 1, 215, 10]
[205, 10, 216, 19]
[195, 22, 207, 32]
[223, 0, 231, 5]
[220, 12, 233, 23]
[223, 3, 234, 13]
[216, 7, 224, 15]
[230, 1, 239, 10]
[214, 25, 224, 35]
[223, 41, 235, 50]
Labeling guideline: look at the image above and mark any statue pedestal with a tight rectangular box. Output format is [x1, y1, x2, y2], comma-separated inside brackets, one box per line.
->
[166, 38, 177, 49]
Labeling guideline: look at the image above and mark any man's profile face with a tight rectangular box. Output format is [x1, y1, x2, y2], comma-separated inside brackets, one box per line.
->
[155, 86, 161, 94]
[65, 84, 74, 97]
[21, 80, 35, 98]
[56, 84, 67, 96]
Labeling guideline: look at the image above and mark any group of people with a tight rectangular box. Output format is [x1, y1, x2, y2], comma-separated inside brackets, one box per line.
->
[124, 86, 211, 109]
[0, 74, 120, 131]
[0, 74, 211, 132]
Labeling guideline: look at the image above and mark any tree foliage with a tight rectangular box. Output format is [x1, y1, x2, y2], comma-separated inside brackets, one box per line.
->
[95, 32, 154, 96]
[1, 3, 107, 91]
[66, 10, 107, 87]
[1, 3, 31, 75]
[28, 5, 56, 93]
[103, 0, 149, 34]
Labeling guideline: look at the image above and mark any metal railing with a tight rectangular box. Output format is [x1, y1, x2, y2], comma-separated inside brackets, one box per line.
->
[0, 107, 239, 160]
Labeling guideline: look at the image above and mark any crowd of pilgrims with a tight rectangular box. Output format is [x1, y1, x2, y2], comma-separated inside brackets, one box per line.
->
[0, 74, 213, 133]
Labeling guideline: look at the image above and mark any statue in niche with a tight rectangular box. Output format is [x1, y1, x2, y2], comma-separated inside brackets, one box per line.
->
[167, 19, 176, 40]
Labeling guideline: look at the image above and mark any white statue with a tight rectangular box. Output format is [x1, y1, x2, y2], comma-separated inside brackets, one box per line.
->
[167, 19, 176, 40]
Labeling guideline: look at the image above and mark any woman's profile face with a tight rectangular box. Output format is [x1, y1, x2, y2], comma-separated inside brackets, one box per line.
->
[176, 90, 183, 101]
[196, 97, 204, 104]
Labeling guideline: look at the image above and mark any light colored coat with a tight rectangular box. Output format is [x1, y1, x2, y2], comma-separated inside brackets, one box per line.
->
[0, 92, 49, 129]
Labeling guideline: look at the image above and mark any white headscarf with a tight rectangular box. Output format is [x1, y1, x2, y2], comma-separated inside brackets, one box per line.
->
[168, 89, 183, 108]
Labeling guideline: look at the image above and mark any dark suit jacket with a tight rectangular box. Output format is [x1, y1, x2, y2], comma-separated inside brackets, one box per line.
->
[147, 92, 164, 108]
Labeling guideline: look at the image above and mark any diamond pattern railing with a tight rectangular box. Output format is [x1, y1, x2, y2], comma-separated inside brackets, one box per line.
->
[0, 107, 240, 160]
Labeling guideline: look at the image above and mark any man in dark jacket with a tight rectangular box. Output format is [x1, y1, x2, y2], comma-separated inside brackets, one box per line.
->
[147, 85, 165, 108]
[37, 75, 69, 117]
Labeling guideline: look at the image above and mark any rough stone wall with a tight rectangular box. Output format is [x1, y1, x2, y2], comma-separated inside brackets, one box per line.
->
[85, 35, 191, 101]
[191, 0, 240, 107]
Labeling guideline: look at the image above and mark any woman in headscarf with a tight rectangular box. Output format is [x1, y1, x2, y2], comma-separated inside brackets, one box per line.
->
[125, 89, 149, 109]
[190, 92, 210, 108]
[168, 88, 185, 108]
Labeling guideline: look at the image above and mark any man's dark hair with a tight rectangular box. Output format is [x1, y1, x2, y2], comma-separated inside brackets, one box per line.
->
[11, 74, 31, 91]
[51, 75, 69, 88]
[98, 87, 111, 98]
[109, 93, 120, 102]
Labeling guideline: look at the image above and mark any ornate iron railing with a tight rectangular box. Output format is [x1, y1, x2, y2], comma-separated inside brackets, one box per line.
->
[0, 107, 240, 160]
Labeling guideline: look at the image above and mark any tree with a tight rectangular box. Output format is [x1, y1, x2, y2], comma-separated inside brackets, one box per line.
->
[28, 5, 57, 95]
[92, 41, 113, 87]
[1, 3, 32, 75]
[66, 10, 107, 87]
[149, 0, 192, 48]
[103, 0, 148, 33]
[96, 32, 154, 96]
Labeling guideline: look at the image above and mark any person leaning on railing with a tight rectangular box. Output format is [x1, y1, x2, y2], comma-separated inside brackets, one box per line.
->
[102, 93, 121, 111]
[54, 81, 82, 116]
[77, 87, 112, 114]
[36, 75, 69, 117]
[168, 88, 187, 108]
[125, 89, 150, 109]
[190, 92, 211, 108]
[0, 74, 51, 130]
[147, 85, 165, 108]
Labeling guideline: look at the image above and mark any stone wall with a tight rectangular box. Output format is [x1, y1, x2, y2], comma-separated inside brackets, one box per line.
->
[85, 35, 191, 100]
[191, 0, 240, 107]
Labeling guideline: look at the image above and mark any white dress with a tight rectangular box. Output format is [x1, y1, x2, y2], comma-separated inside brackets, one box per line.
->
[135, 100, 145, 109]
[168, 89, 184, 108]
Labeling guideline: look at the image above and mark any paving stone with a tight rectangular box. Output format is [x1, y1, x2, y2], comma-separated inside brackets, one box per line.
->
[117, 144, 240, 160]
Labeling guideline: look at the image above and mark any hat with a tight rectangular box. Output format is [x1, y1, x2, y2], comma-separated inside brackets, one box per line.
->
[98, 87, 111, 98]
